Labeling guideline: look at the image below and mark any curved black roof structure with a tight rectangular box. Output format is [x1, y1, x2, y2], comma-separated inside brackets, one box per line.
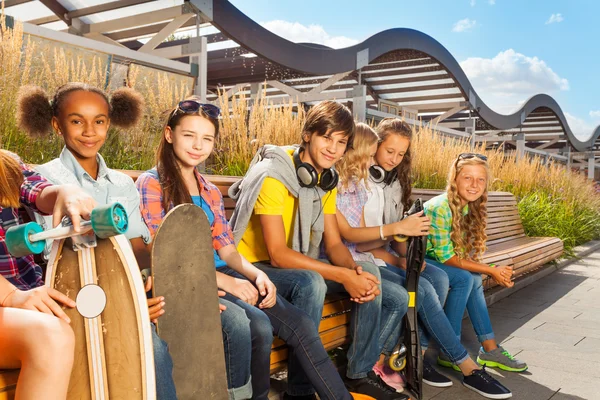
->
[209, 0, 599, 153]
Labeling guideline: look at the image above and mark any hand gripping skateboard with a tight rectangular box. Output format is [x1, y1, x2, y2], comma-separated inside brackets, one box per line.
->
[150, 204, 228, 400]
[388, 198, 427, 400]
[6, 203, 156, 400]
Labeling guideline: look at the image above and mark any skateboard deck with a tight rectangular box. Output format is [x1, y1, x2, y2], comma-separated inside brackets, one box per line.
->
[45, 234, 156, 400]
[151, 204, 228, 400]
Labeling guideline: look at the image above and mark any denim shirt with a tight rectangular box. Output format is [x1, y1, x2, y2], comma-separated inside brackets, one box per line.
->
[35, 147, 151, 256]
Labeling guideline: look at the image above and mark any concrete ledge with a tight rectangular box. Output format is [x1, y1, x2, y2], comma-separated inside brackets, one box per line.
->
[485, 239, 600, 306]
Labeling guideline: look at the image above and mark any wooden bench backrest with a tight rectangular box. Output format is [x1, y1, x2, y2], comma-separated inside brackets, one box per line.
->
[122, 171, 525, 244]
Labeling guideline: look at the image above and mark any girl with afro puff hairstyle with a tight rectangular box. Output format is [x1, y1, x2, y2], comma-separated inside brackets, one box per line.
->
[16, 83, 178, 400]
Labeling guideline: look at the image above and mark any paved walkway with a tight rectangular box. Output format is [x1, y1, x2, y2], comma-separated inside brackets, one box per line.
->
[424, 250, 600, 400]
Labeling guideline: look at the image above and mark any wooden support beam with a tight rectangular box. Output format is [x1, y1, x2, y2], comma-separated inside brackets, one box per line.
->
[265, 81, 302, 98]
[85, 32, 128, 48]
[535, 138, 559, 150]
[307, 71, 352, 94]
[39, 0, 70, 25]
[87, 5, 185, 34]
[139, 13, 195, 53]
[429, 104, 467, 125]
[4, 0, 32, 7]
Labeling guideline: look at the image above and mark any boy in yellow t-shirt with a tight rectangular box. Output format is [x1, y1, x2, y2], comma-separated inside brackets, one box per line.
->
[230, 101, 409, 400]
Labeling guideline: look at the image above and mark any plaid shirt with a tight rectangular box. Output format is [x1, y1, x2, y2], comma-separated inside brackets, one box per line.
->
[334, 179, 381, 264]
[0, 156, 51, 290]
[424, 193, 468, 263]
[136, 168, 234, 250]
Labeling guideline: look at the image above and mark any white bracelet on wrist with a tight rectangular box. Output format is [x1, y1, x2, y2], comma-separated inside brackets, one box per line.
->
[379, 225, 387, 241]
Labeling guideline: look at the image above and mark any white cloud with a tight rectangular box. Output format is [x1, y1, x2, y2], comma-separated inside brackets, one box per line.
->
[260, 20, 359, 49]
[545, 13, 564, 24]
[590, 110, 600, 119]
[460, 49, 569, 114]
[470, 0, 476, 6]
[565, 113, 595, 140]
[489, 0, 496, 4]
[452, 18, 477, 32]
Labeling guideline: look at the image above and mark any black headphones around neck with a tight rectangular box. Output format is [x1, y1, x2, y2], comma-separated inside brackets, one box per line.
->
[369, 165, 398, 186]
[293, 146, 339, 191]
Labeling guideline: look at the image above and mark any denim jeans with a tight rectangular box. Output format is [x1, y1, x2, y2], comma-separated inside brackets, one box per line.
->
[425, 258, 495, 343]
[252, 263, 327, 395]
[220, 267, 351, 400]
[382, 264, 469, 365]
[323, 261, 408, 379]
[219, 295, 257, 400]
[151, 323, 178, 400]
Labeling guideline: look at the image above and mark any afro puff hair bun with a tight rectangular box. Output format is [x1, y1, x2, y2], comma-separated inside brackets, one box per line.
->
[16, 85, 53, 137]
[110, 87, 145, 129]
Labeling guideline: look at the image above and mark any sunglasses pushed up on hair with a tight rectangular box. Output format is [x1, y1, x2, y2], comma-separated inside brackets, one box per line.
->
[457, 153, 488, 162]
[174, 100, 221, 119]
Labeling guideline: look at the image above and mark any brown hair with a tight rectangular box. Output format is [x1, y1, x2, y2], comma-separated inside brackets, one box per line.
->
[0, 151, 24, 208]
[337, 123, 379, 189]
[16, 83, 144, 136]
[156, 97, 220, 210]
[446, 156, 491, 261]
[375, 118, 413, 210]
[301, 100, 355, 150]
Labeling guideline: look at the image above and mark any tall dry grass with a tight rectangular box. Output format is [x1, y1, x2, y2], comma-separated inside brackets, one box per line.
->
[0, 18, 193, 170]
[213, 87, 304, 175]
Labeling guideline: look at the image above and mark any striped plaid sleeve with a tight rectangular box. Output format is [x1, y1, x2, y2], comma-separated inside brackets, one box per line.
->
[204, 182, 235, 250]
[19, 160, 52, 212]
[136, 172, 165, 237]
[426, 202, 456, 263]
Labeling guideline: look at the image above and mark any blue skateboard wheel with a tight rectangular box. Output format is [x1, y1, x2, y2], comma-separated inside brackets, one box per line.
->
[5, 222, 45, 257]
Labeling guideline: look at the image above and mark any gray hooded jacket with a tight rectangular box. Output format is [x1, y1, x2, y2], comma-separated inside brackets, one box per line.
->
[228, 145, 327, 259]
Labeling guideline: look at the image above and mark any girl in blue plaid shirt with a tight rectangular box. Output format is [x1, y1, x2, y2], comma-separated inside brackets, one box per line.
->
[335, 122, 513, 399]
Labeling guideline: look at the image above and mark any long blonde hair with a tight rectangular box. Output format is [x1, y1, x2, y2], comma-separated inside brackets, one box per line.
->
[446, 156, 491, 261]
[337, 123, 379, 189]
[0, 151, 24, 208]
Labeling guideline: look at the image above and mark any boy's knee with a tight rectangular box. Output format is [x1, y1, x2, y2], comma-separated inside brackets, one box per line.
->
[295, 270, 327, 300]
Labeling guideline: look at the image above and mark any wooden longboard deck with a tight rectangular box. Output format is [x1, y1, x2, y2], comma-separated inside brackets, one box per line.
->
[45, 235, 155, 400]
[151, 204, 228, 400]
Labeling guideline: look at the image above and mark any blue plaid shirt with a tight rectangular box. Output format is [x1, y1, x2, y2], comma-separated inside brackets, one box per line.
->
[0, 156, 51, 290]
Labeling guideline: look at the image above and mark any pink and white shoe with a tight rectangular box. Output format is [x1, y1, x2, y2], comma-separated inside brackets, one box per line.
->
[372, 363, 405, 393]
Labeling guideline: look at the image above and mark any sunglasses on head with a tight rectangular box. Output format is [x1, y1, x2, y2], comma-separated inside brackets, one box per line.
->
[171, 100, 221, 120]
[457, 153, 488, 162]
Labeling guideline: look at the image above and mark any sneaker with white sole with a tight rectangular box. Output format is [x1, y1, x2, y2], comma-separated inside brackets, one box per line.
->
[423, 360, 453, 388]
[477, 346, 528, 372]
[463, 367, 512, 399]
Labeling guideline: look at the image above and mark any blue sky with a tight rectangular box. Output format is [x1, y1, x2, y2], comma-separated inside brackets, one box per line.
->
[231, 0, 600, 139]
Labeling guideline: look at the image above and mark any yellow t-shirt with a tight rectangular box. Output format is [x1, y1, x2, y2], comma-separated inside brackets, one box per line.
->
[237, 151, 337, 263]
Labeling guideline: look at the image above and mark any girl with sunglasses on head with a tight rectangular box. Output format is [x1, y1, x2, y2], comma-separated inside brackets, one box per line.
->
[136, 98, 366, 400]
[335, 123, 513, 399]
[16, 83, 178, 399]
[424, 153, 528, 376]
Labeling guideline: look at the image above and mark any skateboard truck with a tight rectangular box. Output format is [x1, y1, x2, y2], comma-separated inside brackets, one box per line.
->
[5, 202, 128, 257]
[389, 198, 427, 400]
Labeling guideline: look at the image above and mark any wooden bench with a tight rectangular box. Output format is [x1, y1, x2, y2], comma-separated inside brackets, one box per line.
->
[0, 175, 563, 399]
[414, 189, 564, 289]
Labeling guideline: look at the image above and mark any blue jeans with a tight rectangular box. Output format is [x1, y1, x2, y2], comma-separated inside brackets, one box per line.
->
[221, 267, 351, 400]
[383, 264, 469, 365]
[425, 258, 495, 343]
[151, 323, 178, 400]
[253, 263, 327, 395]
[324, 261, 408, 379]
[219, 295, 257, 400]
